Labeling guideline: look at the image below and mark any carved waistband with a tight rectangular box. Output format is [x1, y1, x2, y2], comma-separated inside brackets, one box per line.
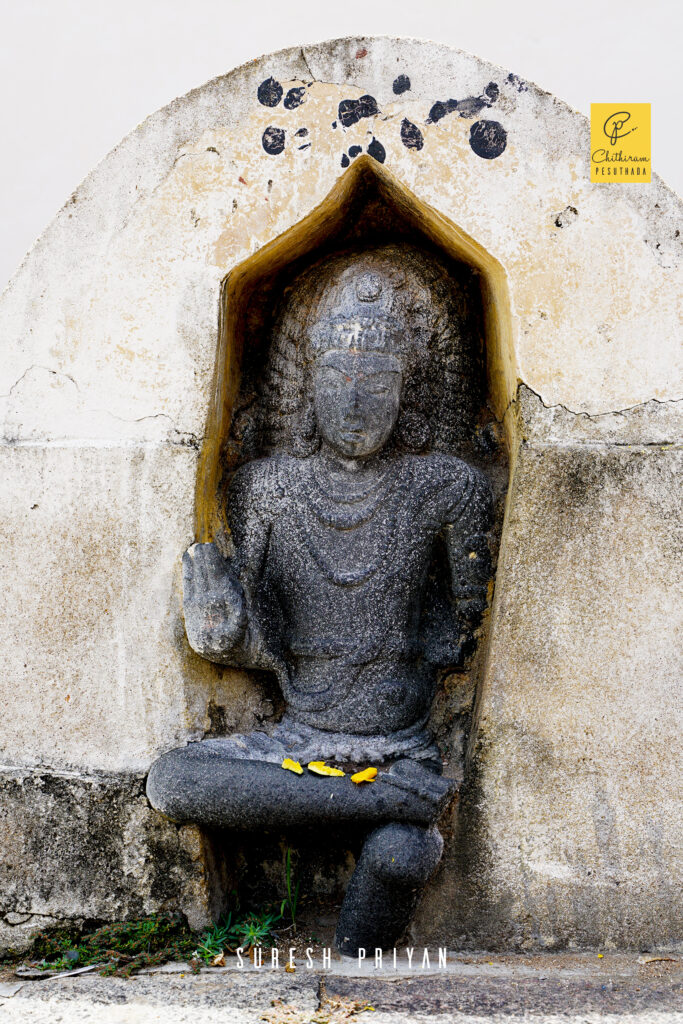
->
[199, 715, 440, 769]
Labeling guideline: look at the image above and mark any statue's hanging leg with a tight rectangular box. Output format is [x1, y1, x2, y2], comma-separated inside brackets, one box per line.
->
[334, 822, 443, 955]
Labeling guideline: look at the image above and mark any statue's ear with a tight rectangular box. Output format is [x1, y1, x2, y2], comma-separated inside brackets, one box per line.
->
[289, 397, 320, 457]
[395, 409, 431, 453]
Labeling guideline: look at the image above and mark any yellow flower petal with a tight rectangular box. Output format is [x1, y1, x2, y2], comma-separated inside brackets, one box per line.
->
[281, 758, 304, 775]
[307, 760, 345, 777]
[351, 767, 378, 784]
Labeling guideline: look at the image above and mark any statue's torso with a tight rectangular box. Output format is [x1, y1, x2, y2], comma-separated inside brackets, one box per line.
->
[229, 452, 480, 735]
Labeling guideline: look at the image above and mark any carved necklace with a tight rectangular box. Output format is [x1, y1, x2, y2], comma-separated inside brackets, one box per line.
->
[307, 457, 400, 530]
[296, 468, 409, 586]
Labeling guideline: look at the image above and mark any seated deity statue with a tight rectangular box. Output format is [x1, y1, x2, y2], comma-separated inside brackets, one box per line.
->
[147, 244, 493, 955]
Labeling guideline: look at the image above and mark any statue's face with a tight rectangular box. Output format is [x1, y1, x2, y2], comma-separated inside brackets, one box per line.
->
[312, 349, 402, 459]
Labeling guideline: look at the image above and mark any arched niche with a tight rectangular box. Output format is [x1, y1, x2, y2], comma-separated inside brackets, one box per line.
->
[195, 156, 515, 542]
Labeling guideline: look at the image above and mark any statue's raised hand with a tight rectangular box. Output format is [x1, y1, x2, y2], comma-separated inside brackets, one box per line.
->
[182, 542, 247, 662]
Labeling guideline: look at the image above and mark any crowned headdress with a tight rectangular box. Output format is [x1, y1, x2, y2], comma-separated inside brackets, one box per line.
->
[229, 243, 483, 460]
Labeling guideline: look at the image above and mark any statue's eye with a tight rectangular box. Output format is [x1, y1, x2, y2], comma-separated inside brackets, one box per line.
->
[317, 368, 346, 387]
[367, 376, 396, 395]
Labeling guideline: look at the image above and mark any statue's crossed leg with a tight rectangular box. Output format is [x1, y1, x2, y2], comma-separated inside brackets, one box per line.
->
[146, 737, 453, 955]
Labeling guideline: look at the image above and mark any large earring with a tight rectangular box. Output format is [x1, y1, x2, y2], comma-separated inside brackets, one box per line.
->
[291, 398, 320, 456]
[395, 409, 431, 452]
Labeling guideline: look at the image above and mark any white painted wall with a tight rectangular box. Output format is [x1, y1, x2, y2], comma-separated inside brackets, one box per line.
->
[0, 0, 680, 291]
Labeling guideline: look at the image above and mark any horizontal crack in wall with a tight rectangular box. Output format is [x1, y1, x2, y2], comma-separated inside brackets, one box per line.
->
[1, 364, 203, 447]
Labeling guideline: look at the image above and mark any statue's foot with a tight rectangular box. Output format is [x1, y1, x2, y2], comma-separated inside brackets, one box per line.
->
[335, 822, 444, 956]
[379, 759, 456, 825]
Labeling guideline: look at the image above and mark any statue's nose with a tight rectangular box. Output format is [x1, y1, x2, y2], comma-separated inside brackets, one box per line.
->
[344, 381, 361, 414]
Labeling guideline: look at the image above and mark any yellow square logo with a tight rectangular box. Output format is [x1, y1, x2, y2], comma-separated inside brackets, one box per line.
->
[591, 104, 651, 182]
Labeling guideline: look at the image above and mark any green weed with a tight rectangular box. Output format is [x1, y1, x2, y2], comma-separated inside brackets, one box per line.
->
[5, 905, 286, 977]
[195, 905, 283, 960]
[280, 847, 300, 932]
[17, 914, 198, 976]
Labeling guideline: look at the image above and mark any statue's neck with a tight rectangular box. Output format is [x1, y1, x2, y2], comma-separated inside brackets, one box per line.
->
[312, 447, 395, 506]
[317, 446, 390, 479]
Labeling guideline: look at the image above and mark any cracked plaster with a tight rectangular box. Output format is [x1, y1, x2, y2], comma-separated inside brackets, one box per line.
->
[514, 384, 683, 447]
[0, 37, 681, 439]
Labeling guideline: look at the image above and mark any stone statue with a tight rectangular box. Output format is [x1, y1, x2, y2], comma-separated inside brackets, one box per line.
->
[147, 245, 493, 955]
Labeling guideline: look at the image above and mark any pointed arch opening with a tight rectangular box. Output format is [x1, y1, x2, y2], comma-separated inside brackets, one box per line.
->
[196, 157, 515, 541]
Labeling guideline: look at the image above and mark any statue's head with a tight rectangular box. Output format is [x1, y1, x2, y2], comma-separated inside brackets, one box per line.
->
[249, 244, 482, 461]
[305, 261, 412, 459]
[294, 248, 436, 459]
[312, 347, 401, 459]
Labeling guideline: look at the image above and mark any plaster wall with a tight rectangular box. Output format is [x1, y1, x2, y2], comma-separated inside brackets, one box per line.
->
[0, 37, 680, 950]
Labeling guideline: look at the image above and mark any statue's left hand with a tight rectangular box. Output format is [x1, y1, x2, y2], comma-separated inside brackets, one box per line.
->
[182, 542, 248, 662]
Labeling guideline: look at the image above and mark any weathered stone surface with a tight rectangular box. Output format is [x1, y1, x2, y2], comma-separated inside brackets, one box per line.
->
[3, 952, 682, 1023]
[0, 766, 219, 953]
[0, 444, 272, 772]
[417, 444, 683, 949]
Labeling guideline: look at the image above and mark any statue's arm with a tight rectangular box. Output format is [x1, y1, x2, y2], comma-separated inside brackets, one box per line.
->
[182, 460, 275, 666]
[443, 464, 494, 636]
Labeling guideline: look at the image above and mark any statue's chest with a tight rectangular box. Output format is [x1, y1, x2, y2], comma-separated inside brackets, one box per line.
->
[267, 473, 432, 591]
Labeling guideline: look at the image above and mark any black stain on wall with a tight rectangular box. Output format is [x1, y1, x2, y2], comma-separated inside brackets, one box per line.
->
[284, 87, 306, 110]
[295, 127, 308, 137]
[506, 73, 528, 93]
[428, 82, 499, 124]
[469, 120, 507, 159]
[367, 137, 386, 163]
[258, 77, 283, 107]
[341, 144, 364, 166]
[262, 126, 286, 155]
[393, 74, 411, 95]
[400, 119, 424, 150]
[428, 100, 456, 123]
[338, 95, 379, 128]
[554, 206, 578, 228]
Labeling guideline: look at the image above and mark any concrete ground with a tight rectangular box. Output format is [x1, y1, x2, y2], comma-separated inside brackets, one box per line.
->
[0, 951, 681, 1023]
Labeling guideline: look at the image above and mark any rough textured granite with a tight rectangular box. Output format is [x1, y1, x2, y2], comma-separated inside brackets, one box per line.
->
[148, 246, 493, 952]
